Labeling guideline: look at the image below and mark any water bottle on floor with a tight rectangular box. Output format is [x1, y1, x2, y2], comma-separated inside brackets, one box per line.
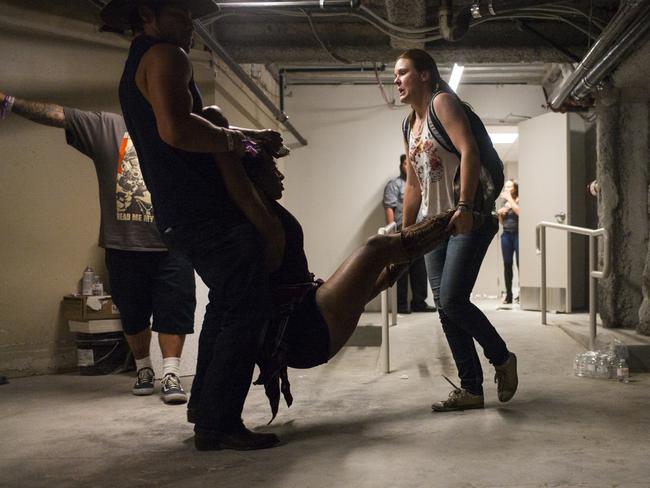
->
[617, 358, 630, 383]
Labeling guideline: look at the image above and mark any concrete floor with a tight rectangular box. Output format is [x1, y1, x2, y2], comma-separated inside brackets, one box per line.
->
[2, 302, 649, 488]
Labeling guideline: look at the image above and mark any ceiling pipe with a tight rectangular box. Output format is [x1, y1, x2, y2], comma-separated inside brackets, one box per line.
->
[211, 0, 359, 8]
[194, 20, 308, 146]
[549, 0, 650, 109]
[571, 7, 650, 101]
[439, 0, 472, 42]
[281, 64, 385, 73]
[469, 0, 557, 19]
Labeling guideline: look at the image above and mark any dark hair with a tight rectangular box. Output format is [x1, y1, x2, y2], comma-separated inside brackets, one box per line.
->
[507, 179, 519, 199]
[129, 3, 165, 33]
[399, 154, 406, 166]
[397, 49, 443, 92]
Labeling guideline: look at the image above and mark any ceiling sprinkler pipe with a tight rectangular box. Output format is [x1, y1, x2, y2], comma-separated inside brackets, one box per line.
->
[549, 0, 650, 109]
[212, 0, 360, 8]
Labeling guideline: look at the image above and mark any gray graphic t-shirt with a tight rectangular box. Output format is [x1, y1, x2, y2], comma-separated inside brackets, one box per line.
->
[64, 108, 166, 251]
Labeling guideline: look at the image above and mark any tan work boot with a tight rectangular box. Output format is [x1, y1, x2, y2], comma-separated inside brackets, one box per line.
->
[431, 376, 484, 412]
[494, 352, 518, 402]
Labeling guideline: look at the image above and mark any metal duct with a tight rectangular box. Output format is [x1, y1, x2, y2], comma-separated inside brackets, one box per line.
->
[193, 20, 308, 146]
[549, 0, 650, 109]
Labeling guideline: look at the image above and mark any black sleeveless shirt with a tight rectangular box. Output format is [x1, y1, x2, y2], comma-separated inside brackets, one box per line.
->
[269, 201, 312, 287]
[119, 35, 243, 230]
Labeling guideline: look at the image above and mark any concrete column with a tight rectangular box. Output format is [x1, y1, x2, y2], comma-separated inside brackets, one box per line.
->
[596, 90, 621, 328]
[635, 102, 650, 336]
[597, 90, 650, 332]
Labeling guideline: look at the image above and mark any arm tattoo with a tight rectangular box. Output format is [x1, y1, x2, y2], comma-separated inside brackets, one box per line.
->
[12, 99, 67, 128]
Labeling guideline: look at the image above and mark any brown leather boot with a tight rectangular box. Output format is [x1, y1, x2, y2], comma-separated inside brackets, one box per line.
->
[400, 209, 455, 261]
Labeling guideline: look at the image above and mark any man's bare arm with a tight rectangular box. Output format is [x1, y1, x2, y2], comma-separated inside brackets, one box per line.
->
[138, 44, 246, 155]
[0, 91, 65, 128]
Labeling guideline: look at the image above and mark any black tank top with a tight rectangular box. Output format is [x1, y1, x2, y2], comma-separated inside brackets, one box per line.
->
[119, 35, 243, 230]
[269, 201, 312, 287]
[503, 207, 518, 232]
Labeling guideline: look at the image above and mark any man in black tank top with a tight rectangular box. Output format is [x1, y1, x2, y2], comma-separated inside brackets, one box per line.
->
[103, 0, 285, 450]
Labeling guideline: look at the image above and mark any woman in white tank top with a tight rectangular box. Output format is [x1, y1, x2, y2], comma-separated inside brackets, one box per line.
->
[394, 49, 518, 412]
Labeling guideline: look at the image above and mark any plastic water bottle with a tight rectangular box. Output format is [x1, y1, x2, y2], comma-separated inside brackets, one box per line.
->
[92, 275, 104, 296]
[81, 266, 94, 296]
[573, 354, 582, 376]
[617, 358, 630, 383]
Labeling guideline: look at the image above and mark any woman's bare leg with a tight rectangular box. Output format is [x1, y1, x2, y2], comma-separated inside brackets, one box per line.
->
[316, 233, 409, 357]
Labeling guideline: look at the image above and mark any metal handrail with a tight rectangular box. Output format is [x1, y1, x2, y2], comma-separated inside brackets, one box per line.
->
[535, 221, 610, 350]
[378, 221, 398, 373]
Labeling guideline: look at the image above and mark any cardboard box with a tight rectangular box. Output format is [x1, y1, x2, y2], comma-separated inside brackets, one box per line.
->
[68, 319, 123, 334]
[62, 295, 120, 321]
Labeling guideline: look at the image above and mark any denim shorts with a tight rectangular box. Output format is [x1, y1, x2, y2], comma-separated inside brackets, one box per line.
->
[105, 248, 196, 335]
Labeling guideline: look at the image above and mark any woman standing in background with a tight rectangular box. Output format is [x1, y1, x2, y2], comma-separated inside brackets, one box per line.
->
[498, 179, 519, 304]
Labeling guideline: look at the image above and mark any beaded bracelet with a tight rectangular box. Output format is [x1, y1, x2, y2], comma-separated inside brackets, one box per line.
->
[1, 95, 15, 119]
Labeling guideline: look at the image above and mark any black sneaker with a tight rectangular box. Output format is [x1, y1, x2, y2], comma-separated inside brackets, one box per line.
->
[160, 373, 187, 405]
[132, 367, 155, 396]
[194, 423, 280, 451]
[411, 303, 437, 313]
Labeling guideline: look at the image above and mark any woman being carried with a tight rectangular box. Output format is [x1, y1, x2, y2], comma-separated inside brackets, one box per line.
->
[235, 138, 455, 421]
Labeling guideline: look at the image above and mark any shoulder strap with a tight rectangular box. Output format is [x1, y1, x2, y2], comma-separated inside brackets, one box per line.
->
[401, 114, 411, 143]
[427, 91, 461, 158]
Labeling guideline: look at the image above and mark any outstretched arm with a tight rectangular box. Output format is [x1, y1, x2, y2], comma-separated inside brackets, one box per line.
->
[0, 91, 66, 128]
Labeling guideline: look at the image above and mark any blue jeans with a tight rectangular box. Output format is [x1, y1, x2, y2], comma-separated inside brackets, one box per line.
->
[424, 216, 510, 395]
[501, 230, 519, 299]
[162, 220, 270, 432]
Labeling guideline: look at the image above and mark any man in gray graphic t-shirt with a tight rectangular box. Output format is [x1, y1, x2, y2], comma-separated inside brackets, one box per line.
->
[0, 89, 195, 405]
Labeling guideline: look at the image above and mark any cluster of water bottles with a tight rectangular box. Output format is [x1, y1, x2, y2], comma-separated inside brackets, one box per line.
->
[574, 339, 630, 383]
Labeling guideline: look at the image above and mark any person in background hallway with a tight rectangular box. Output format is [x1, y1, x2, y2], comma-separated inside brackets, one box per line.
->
[0, 89, 196, 405]
[394, 48, 518, 412]
[104, 0, 285, 451]
[497, 179, 519, 304]
[383, 154, 436, 314]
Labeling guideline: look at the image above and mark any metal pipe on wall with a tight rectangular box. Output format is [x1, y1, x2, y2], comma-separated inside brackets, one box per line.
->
[549, 0, 650, 109]
[571, 8, 650, 100]
[194, 19, 308, 146]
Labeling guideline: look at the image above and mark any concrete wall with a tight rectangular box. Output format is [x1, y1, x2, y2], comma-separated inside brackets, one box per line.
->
[282, 83, 546, 309]
[0, 3, 279, 376]
[598, 39, 650, 334]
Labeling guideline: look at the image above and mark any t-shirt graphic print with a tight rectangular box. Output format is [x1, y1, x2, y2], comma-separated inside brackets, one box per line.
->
[116, 132, 154, 224]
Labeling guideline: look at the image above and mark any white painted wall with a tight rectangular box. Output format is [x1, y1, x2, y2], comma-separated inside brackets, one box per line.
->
[281, 83, 547, 309]
[0, 4, 278, 377]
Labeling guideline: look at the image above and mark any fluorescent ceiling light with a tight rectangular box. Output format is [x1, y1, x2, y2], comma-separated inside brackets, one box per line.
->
[489, 133, 519, 144]
[448, 63, 464, 92]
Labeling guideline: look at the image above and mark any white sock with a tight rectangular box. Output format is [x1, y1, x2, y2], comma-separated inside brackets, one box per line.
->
[162, 357, 181, 377]
[135, 356, 153, 372]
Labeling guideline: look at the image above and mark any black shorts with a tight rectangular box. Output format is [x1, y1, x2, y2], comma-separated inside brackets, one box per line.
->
[105, 249, 196, 336]
[285, 286, 331, 369]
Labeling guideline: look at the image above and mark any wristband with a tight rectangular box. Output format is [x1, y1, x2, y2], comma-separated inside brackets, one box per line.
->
[1, 95, 15, 119]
